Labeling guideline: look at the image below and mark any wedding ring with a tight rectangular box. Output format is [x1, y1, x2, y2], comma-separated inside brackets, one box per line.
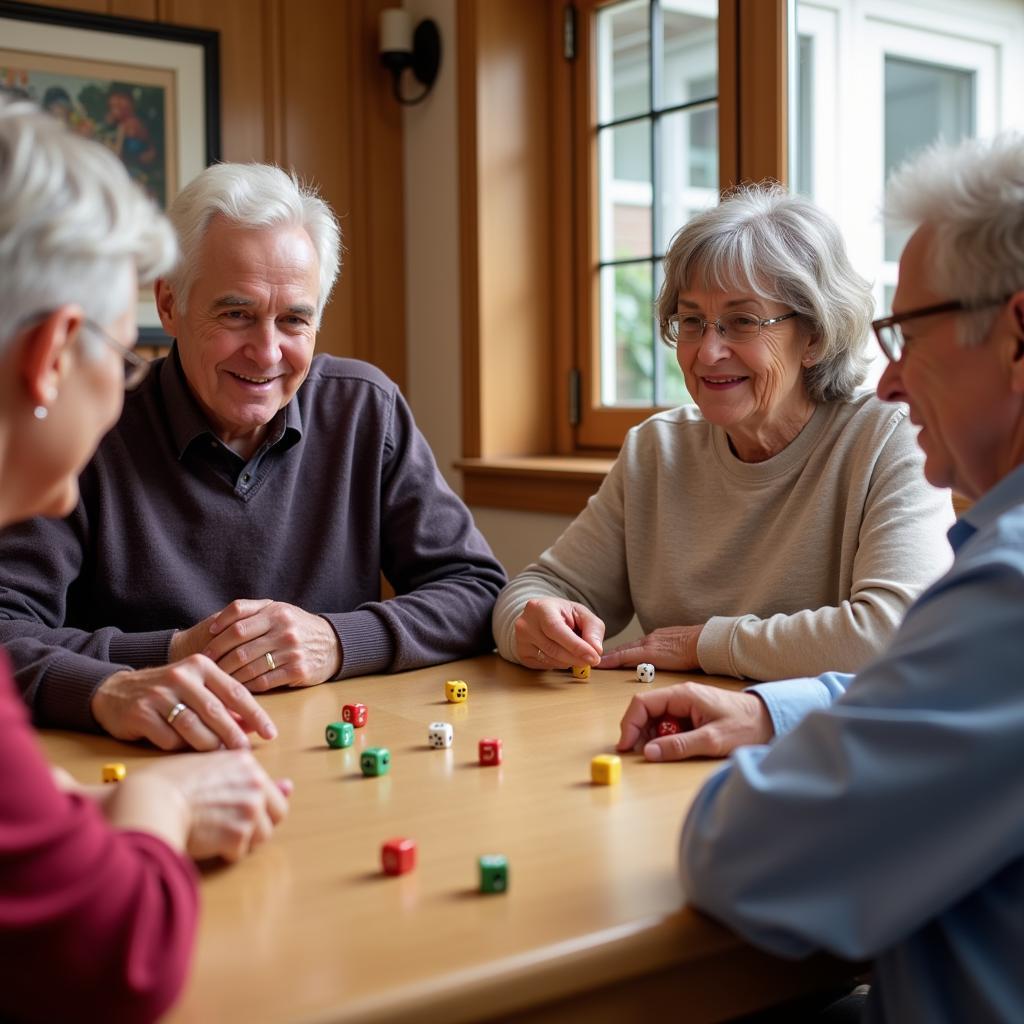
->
[265, 651, 277, 672]
[536, 647, 545, 660]
[166, 701, 188, 726]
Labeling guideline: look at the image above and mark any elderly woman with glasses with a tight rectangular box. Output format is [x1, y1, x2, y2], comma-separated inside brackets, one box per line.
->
[493, 183, 954, 708]
[0, 95, 291, 1022]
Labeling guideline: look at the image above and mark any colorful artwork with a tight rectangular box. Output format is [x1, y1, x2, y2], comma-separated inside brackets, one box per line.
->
[1, 64, 169, 208]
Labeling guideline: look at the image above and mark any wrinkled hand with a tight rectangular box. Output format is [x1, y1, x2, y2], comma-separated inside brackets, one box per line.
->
[134, 750, 292, 862]
[168, 604, 268, 663]
[200, 600, 342, 692]
[616, 681, 773, 762]
[92, 655, 278, 752]
[513, 597, 606, 670]
[599, 624, 703, 672]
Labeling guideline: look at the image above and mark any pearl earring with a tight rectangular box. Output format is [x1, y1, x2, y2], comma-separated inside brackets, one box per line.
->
[33, 405, 48, 420]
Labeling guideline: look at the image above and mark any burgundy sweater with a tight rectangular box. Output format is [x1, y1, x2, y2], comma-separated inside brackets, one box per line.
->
[0, 350, 506, 732]
[0, 650, 198, 1022]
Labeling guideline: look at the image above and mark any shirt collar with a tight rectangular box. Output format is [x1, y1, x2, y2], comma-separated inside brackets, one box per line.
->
[158, 343, 303, 460]
[948, 462, 1024, 553]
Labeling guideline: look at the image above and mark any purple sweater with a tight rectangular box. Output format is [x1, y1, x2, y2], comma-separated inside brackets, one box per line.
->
[0, 349, 506, 732]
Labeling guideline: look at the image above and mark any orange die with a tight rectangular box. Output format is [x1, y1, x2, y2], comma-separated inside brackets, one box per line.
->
[102, 763, 126, 784]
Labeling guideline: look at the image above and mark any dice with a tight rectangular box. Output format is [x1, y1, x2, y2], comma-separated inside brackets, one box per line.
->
[571, 664, 591, 680]
[636, 663, 655, 683]
[428, 722, 453, 749]
[381, 838, 417, 876]
[444, 680, 468, 703]
[325, 721, 354, 748]
[101, 763, 126, 784]
[478, 854, 508, 894]
[360, 747, 391, 776]
[478, 737, 503, 766]
[591, 754, 621, 785]
[342, 703, 368, 728]
[655, 715, 683, 737]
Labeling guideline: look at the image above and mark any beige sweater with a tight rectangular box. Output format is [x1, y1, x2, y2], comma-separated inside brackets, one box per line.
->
[493, 393, 955, 680]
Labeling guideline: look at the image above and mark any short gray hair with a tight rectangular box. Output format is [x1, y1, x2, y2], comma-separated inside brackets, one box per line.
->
[884, 133, 1024, 346]
[657, 183, 875, 403]
[164, 163, 341, 325]
[0, 93, 177, 352]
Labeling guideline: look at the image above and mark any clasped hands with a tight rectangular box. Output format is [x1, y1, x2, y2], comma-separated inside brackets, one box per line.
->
[93, 599, 341, 752]
[515, 597, 773, 762]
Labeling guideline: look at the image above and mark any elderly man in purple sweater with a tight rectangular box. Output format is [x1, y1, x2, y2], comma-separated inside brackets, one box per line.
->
[0, 163, 506, 752]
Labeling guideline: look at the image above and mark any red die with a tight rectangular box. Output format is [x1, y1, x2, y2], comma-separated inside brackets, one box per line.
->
[656, 716, 682, 737]
[479, 737, 503, 766]
[381, 837, 417, 876]
[342, 703, 368, 728]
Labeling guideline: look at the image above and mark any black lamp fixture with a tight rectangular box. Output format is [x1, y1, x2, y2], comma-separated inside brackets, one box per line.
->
[379, 9, 442, 106]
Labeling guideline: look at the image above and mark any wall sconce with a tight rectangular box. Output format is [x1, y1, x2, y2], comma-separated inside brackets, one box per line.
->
[379, 9, 442, 106]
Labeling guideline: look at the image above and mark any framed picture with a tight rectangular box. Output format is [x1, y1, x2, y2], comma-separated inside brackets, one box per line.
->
[0, 0, 220, 341]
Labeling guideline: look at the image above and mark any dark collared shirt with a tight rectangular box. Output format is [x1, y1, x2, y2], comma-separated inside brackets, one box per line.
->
[0, 348, 506, 731]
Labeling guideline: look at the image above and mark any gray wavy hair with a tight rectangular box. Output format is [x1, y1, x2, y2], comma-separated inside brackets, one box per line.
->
[0, 92, 177, 352]
[885, 133, 1024, 346]
[163, 163, 341, 326]
[657, 183, 875, 403]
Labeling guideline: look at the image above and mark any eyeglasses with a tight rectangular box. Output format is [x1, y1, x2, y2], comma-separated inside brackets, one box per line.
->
[661, 310, 799, 346]
[871, 296, 1011, 363]
[81, 320, 151, 389]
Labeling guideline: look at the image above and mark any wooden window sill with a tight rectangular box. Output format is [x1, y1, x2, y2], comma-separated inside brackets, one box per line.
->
[455, 456, 614, 516]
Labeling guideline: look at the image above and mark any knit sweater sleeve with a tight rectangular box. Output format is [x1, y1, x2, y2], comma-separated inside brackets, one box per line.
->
[696, 412, 954, 679]
[493, 448, 636, 663]
[0, 652, 198, 1024]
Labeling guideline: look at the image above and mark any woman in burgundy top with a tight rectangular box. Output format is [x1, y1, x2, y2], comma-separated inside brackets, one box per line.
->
[0, 96, 291, 1022]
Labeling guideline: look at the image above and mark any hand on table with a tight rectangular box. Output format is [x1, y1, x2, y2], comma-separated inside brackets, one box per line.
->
[129, 750, 293, 862]
[599, 624, 704, 672]
[200, 599, 342, 692]
[513, 598, 605, 670]
[92, 656, 278, 752]
[616, 681, 774, 762]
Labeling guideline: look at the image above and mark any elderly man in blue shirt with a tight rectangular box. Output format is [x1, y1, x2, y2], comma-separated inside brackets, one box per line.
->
[618, 134, 1024, 1022]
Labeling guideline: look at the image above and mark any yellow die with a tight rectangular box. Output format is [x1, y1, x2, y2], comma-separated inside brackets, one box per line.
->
[590, 754, 621, 786]
[445, 679, 468, 703]
[102, 763, 127, 784]
[571, 664, 591, 681]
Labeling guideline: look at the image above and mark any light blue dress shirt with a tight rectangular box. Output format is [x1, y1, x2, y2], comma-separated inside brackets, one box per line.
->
[679, 463, 1024, 1023]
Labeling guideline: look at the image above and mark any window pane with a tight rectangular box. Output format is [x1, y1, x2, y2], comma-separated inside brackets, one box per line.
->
[794, 34, 814, 197]
[597, 0, 650, 123]
[599, 119, 652, 261]
[657, 106, 718, 253]
[884, 57, 974, 260]
[659, 2, 717, 108]
[600, 262, 654, 406]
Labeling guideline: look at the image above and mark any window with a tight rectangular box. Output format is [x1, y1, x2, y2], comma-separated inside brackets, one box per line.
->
[793, 0, 1024, 385]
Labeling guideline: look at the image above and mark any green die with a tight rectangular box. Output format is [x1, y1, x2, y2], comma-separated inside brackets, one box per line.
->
[325, 721, 354, 748]
[360, 747, 391, 777]
[478, 854, 509, 894]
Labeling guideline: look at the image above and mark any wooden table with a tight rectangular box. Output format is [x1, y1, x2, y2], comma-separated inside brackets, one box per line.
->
[42, 656, 854, 1023]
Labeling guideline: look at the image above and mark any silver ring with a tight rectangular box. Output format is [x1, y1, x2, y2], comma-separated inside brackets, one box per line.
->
[265, 651, 277, 672]
[166, 701, 188, 726]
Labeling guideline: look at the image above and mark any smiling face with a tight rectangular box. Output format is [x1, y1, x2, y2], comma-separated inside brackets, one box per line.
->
[877, 226, 1023, 499]
[156, 216, 320, 458]
[675, 285, 818, 461]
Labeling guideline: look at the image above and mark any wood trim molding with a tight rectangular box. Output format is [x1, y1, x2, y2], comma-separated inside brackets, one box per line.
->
[457, 456, 613, 516]
[737, 0, 788, 184]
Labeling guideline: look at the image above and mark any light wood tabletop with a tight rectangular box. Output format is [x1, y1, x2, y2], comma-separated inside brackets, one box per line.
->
[40, 656, 855, 1023]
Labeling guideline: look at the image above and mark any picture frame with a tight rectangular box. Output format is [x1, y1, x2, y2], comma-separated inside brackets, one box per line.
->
[0, 0, 220, 341]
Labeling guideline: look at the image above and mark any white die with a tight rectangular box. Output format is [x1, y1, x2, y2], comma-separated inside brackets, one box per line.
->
[428, 722, 453, 748]
[636, 663, 655, 683]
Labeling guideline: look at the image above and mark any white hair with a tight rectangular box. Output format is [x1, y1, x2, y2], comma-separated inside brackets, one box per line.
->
[884, 133, 1024, 346]
[0, 92, 177, 353]
[658, 183, 875, 403]
[163, 163, 341, 325]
